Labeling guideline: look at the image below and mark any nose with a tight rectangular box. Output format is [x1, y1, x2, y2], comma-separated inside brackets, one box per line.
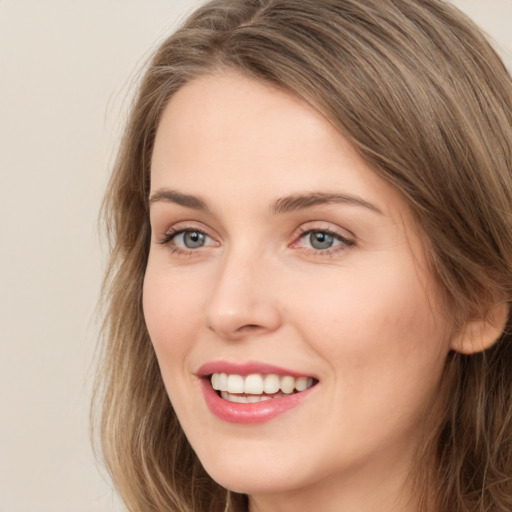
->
[204, 250, 282, 341]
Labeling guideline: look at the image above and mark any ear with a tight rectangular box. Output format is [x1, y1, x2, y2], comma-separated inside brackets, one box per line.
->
[450, 300, 509, 355]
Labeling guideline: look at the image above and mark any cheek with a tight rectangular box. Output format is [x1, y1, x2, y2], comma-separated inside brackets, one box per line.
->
[288, 260, 451, 456]
[290, 256, 451, 387]
[142, 263, 205, 368]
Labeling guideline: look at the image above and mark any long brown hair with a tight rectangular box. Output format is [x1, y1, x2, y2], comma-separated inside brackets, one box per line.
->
[94, 1, 512, 510]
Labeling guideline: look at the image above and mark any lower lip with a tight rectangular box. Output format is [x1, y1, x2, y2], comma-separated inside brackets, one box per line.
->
[200, 378, 315, 424]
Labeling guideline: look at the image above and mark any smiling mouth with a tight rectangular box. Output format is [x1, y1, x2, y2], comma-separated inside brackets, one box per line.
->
[209, 373, 318, 403]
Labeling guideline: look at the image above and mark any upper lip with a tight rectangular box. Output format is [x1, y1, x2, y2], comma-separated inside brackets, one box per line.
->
[197, 361, 316, 379]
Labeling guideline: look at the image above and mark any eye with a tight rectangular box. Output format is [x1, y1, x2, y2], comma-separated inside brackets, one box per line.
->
[303, 231, 339, 250]
[158, 227, 217, 253]
[295, 228, 354, 252]
[175, 230, 209, 249]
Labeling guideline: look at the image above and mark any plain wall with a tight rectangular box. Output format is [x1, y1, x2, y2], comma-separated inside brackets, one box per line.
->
[1, 1, 511, 511]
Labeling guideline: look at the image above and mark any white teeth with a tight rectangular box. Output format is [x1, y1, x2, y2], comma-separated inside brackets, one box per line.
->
[244, 374, 264, 394]
[246, 394, 266, 403]
[295, 376, 310, 392]
[218, 372, 228, 390]
[280, 376, 295, 394]
[221, 391, 274, 403]
[210, 372, 315, 396]
[263, 374, 280, 394]
[227, 374, 244, 393]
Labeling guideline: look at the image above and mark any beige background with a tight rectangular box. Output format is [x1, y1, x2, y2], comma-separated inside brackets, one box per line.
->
[1, 1, 511, 511]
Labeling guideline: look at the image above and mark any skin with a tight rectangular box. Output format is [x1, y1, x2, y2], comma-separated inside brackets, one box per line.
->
[143, 72, 457, 512]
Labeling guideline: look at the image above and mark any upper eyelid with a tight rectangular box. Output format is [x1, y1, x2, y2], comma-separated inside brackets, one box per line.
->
[294, 222, 355, 240]
[160, 226, 214, 242]
[291, 223, 357, 252]
[294, 229, 354, 246]
[154, 220, 356, 244]
[157, 221, 215, 238]
[157, 228, 219, 255]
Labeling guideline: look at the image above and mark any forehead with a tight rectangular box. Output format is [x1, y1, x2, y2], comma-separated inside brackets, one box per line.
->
[150, 71, 406, 220]
[152, 72, 343, 181]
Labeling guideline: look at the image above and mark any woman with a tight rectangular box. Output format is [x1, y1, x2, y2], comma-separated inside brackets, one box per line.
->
[94, 0, 512, 510]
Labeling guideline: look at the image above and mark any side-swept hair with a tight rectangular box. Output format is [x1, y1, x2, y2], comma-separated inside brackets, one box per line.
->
[94, 1, 512, 510]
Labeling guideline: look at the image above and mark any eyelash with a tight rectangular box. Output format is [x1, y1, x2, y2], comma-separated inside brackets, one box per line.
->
[156, 225, 356, 256]
[157, 226, 213, 256]
[293, 227, 355, 256]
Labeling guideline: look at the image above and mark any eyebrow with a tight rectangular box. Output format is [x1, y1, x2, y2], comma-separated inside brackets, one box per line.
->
[148, 188, 382, 215]
[271, 192, 382, 215]
[148, 189, 208, 210]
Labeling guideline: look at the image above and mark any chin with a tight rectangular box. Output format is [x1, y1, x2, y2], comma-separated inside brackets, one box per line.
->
[198, 448, 310, 495]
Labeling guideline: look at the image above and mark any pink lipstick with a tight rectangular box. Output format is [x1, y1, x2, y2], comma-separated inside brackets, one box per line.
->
[197, 361, 318, 424]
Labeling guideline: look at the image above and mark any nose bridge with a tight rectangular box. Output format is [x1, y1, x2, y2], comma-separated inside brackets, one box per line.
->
[205, 244, 281, 339]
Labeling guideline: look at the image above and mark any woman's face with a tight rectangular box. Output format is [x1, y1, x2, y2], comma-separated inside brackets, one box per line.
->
[144, 72, 454, 509]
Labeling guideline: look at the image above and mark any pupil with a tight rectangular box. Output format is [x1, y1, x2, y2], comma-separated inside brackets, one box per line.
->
[310, 232, 333, 250]
[184, 231, 205, 248]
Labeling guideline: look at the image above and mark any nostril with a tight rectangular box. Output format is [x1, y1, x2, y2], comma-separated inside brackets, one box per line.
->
[236, 324, 263, 333]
